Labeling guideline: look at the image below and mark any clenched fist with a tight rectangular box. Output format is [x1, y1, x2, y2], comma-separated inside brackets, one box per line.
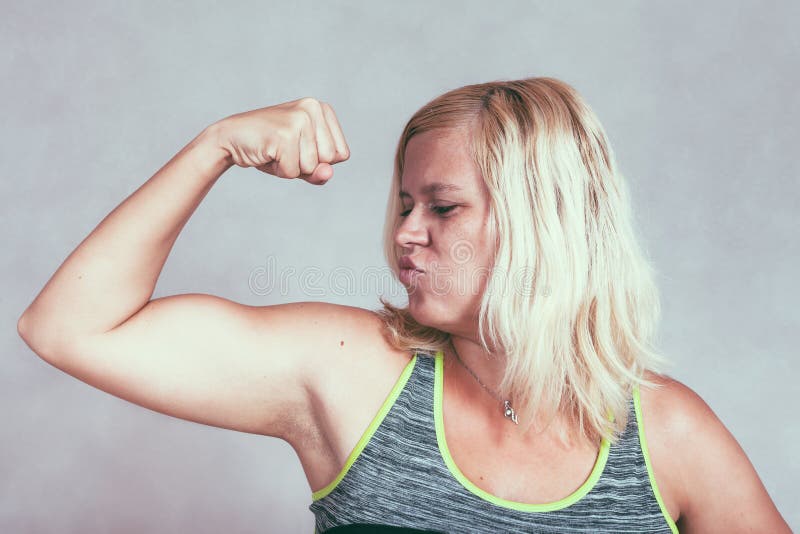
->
[211, 97, 350, 185]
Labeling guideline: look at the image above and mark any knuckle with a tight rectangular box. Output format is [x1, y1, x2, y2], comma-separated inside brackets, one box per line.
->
[261, 143, 277, 163]
[291, 111, 311, 129]
[282, 163, 300, 178]
[300, 155, 317, 170]
[296, 96, 320, 111]
[318, 146, 335, 163]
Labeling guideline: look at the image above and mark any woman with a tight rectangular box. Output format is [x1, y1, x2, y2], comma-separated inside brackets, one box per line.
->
[17, 78, 789, 533]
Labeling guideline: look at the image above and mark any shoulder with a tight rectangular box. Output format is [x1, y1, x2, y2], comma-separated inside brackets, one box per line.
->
[257, 302, 414, 488]
[242, 300, 412, 383]
[254, 300, 413, 422]
[638, 371, 790, 533]
[292, 301, 412, 381]
[240, 300, 406, 361]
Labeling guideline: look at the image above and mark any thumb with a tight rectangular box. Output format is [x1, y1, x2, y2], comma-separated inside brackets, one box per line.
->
[303, 162, 334, 185]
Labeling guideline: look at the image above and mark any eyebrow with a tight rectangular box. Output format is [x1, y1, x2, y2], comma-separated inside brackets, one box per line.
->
[399, 182, 463, 198]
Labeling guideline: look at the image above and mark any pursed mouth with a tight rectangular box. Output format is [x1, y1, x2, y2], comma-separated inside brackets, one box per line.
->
[399, 267, 425, 284]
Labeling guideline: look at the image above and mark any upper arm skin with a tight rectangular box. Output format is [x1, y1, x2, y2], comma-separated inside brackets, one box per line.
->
[640, 373, 791, 533]
[34, 294, 379, 442]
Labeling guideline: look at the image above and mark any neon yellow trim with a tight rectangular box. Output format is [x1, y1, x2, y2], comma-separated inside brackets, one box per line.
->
[433, 350, 611, 511]
[633, 383, 679, 533]
[310, 354, 418, 501]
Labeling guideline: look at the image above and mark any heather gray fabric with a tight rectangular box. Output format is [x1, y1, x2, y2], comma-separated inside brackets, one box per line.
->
[309, 353, 676, 533]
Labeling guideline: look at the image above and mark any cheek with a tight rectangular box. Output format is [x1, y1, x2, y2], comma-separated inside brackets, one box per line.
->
[471, 257, 494, 296]
[445, 222, 486, 261]
[447, 237, 477, 266]
[460, 226, 494, 269]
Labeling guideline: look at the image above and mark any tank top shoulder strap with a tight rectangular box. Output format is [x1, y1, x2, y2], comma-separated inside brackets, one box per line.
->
[309, 351, 436, 502]
[587, 383, 678, 532]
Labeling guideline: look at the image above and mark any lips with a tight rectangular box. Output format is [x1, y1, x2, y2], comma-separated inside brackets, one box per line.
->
[398, 256, 424, 286]
[399, 267, 423, 286]
[399, 256, 424, 272]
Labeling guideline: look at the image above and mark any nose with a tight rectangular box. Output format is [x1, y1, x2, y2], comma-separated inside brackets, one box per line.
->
[393, 205, 429, 250]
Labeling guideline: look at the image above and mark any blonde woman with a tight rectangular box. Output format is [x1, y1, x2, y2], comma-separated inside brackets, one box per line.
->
[18, 78, 789, 533]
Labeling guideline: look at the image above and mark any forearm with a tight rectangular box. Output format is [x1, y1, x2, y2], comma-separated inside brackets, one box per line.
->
[18, 123, 233, 355]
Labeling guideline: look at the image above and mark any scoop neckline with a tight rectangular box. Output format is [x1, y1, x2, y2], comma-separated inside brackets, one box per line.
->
[432, 349, 611, 512]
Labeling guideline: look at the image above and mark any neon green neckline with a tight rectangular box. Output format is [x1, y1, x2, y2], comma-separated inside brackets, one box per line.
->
[311, 354, 418, 501]
[633, 384, 680, 533]
[433, 349, 611, 512]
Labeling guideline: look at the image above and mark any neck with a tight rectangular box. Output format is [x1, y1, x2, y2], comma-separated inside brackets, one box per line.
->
[446, 336, 509, 402]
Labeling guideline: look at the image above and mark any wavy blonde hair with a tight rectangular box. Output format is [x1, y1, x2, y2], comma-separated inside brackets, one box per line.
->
[375, 77, 671, 445]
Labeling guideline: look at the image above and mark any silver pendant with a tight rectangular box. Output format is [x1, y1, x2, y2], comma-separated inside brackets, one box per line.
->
[503, 400, 519, 425]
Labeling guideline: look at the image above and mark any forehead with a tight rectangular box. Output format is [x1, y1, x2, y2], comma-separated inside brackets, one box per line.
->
[400, 128, 482, 196]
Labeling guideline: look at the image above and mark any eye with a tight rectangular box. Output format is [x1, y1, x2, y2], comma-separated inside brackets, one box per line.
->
[398, 204, 458, 218]
[431, 205, 457, 216]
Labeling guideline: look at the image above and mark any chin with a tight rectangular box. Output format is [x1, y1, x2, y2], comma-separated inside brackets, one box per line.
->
[405, 295, 430, 322]
[406, 297, 449, 331]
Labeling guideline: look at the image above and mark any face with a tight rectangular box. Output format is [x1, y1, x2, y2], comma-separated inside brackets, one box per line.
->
[394, 127, 495, 338]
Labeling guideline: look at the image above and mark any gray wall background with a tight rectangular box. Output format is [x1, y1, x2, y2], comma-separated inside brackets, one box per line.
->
[2, 1, 797, 532]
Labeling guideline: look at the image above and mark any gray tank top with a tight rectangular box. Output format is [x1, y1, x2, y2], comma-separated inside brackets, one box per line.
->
[309, 351, 678, 533]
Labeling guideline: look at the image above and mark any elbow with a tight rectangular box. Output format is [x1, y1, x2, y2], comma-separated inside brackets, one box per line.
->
[17, 311, 63, 363]
[17, 311, 33, 344]
[17, 311, 44, 356]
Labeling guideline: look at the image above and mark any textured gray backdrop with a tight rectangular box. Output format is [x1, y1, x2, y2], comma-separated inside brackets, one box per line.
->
[2, 1, 797, 532]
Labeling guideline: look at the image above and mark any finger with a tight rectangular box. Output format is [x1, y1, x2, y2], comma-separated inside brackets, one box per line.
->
[295, 98, 335, 164]
[320, 103, 350, 162]
[276, 135, 300, 178]
[312, 108, 337, 164]
[298, 121, 319, 176]
[301, 163, 334, 185]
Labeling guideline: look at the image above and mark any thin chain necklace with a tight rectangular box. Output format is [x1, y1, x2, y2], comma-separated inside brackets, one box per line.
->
[449, 340, 519, 425]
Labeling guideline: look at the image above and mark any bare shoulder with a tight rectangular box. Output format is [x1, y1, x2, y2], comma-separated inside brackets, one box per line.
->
[638, 371, 790, 533]
[245, 300, 412, 401]
[263, 301, 413, 491]
[242, 300, 409, 369]
[297, 300, 414, 417]
[270, 300, 412, 376]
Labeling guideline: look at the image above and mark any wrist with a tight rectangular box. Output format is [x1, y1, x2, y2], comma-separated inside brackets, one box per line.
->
[192, 121, 235, 172]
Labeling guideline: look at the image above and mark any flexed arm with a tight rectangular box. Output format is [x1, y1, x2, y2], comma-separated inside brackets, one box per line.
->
[15, 99, 361, 442]
[17, 97, 348, 352]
